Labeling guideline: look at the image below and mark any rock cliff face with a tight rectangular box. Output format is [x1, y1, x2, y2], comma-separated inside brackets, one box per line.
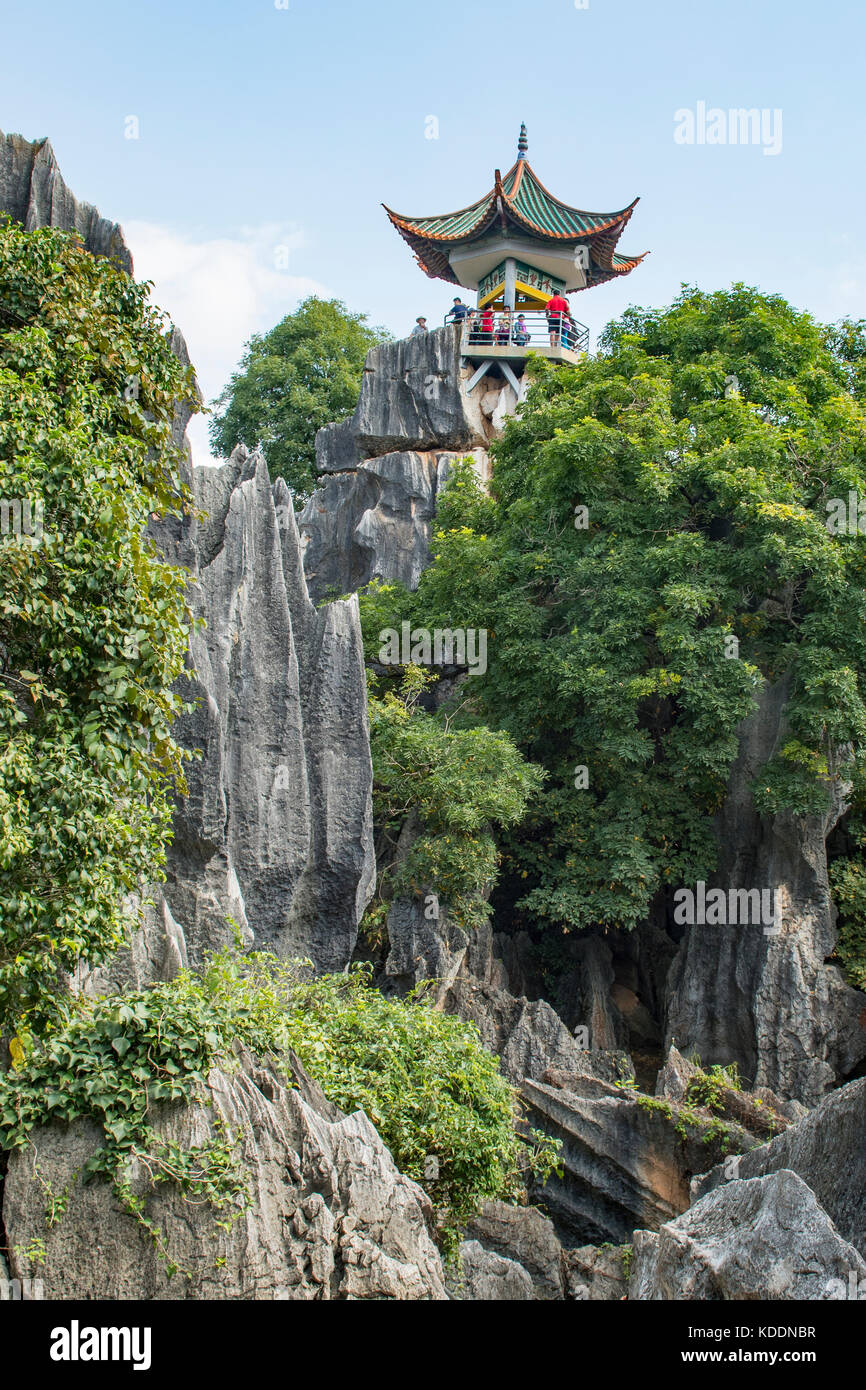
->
[0, 129, 132, 272]
[0, 135, 377, 975]
[665, 676, 866, 1106]
[162, 447, 375, 971]
[299, 327, 517, 601]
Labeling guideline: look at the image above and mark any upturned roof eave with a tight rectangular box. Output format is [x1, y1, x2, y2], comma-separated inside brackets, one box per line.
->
[384, 159, 640, 246]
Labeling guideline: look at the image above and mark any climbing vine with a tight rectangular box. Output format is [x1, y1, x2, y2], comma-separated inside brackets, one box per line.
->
[0, 217, 201, 1032]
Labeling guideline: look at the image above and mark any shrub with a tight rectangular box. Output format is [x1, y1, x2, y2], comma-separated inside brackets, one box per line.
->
[0, 947, 559, 1265]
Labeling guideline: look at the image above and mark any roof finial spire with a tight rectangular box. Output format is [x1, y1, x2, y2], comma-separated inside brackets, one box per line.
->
[517, 122, 528, 160]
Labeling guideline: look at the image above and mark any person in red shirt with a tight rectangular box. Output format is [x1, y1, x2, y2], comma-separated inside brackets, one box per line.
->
[546, 292, 570, 346]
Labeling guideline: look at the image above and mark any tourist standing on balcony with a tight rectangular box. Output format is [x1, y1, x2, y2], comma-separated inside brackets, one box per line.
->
[446, 297, 471, 323]
[513, 313, 530, 345]
[546, 291, 570, 346]
[479, 305, 495, 343]
[496, 309, 512, 345]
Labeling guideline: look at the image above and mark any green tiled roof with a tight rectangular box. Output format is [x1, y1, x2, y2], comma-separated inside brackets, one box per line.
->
[383, 149, 646, 292]
[397, 196, 493, 241]
[503, 162, 629, 238]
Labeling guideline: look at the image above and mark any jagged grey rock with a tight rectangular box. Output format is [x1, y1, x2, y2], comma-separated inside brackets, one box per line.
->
[385, 897, 470, 995]
[464, 1199, 565, 1300]
[521, 1070, 752, 1246]
[165, 448, 375, 971]
[560, 935, 629, 1051]
[0, 129, 132, 272]
[655, 1045, 700, 1104]
[345, 326, 489, 459]
[300, 450, 437, 600]
[301, 329, 504, 601]
[629, 1169, 866, 1301]
[77, 892, 189, 997]
[315, 416, 364, 474]
[564, 1243, 630, 1300]
[299, 447, 490, 602]
[440, 924, 593, 1084]
[665, 675, 866, 1105]
[450, 1241, 534, 1300]
[655, 1045, 796, 1140]
[2, 1047, 446, 1301]
[692, 1076, 866, 1257]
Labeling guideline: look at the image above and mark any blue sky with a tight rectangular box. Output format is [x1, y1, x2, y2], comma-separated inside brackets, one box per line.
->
[2, 0, 863, 462]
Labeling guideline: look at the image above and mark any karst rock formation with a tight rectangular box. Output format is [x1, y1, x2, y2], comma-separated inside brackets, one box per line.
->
[1, 132, 863, 1301]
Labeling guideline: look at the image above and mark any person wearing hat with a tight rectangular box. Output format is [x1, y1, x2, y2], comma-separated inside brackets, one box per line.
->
[411, 316, 428, 335]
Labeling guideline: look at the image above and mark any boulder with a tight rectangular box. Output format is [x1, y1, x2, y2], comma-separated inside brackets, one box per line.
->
[2, 1048, 446, 1300]
[564, 1243, 630, 1301]
[692, 1075, 866, 1257]
[449, 1241, 534, 1300]
[464, 1199, 565, 1300]
[629, 1169, 866, 1301]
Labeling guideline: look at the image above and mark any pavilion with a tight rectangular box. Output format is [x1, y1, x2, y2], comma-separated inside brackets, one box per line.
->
[384, 125, 647, 391]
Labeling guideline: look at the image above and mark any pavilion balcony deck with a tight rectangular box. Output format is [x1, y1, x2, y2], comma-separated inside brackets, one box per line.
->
[450, 309, 589, 367]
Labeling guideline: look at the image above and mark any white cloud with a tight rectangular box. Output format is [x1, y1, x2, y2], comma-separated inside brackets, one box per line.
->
[124, 220, 329, 466]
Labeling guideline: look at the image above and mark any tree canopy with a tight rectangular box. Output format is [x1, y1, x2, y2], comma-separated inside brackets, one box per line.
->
[208, 296, 390, 499]
[363, 286, 866, 976]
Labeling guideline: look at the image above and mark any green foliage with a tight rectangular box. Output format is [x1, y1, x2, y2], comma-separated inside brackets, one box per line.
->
[208, 297, 390, 500]
[0, 947, 558, 1265]
[0, 218, 200, 1030]
[275, 962, 561, 1251]
[829, 808, 866, 991]
[363, 664, 544, 930]
[0, 962, 252, 1276]
[373, 288, 866, 937]
[685, 1062, 742, 1113]
[633, 1091, 741, 1154]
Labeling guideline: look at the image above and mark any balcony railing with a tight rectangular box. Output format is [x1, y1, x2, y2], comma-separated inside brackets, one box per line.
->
[446, 308, 590, 357]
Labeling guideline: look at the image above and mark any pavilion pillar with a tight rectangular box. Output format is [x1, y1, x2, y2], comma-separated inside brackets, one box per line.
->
[503, 257, 517, 310]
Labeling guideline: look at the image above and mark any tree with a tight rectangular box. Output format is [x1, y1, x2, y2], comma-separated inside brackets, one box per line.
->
[371, 286, 866, 964]
[359, 661, 544, 935]
[0, 217, 200, 1031]
[208, 297, 390, 499]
